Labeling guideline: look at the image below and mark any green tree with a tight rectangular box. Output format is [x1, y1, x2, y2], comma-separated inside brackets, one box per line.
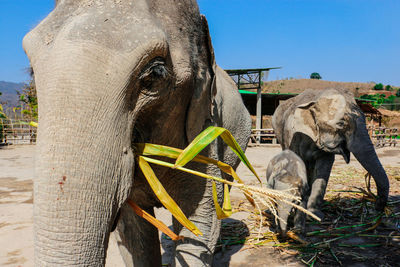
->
[310, 72, 322, 79]
[373, 83, 384, 90]
[360, 93, 386, 108]
[18, 70, 38, 125]
[0, 92, 6, 119]
[385, 85, 392, 91]
[396, 89, 400, 97]
[0, 92, 6, 143]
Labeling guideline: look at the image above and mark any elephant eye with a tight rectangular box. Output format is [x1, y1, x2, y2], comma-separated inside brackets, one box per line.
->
[336, 120, 345, 129]
[139, 57, 170, 95]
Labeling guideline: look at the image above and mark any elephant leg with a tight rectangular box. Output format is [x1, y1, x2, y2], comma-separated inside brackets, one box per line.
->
[173, 199, 220, 267]
[293, 198, 308, 234]
[114, 203, 161, 267]
[307, 154, 335, 219]
[172, 174, 221, 267]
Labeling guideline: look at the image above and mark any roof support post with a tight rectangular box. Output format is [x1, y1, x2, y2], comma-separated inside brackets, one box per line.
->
[224, 67, 280, 145]
[256, 70, 269, 144]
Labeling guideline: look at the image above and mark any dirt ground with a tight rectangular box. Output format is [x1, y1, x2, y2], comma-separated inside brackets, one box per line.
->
[1, 144, 399, 266]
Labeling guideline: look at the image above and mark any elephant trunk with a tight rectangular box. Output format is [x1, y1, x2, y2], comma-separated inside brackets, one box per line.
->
[35, 127, 134, 265]
[33, 65, 134, 265]
[274, 181, 296, 235]
[348, 115, 389, 210]
[277, 201, 292, 235]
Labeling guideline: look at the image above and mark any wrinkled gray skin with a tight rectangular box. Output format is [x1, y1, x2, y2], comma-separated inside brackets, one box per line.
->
[266, 150, 308, 235]
[273, 89, 389, 219]
[23, 1, 251, 266]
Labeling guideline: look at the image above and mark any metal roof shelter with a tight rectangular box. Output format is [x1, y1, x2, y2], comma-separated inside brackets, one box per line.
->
[356, 100, 383, 126]
[225, 67, 282, 90]
[227, 68, 384, 141]
[225, 67, 281, 143]
[239, 90, 296, 116]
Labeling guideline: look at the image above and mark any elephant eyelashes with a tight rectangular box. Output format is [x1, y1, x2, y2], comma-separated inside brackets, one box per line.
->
[139, 57, 171, 96]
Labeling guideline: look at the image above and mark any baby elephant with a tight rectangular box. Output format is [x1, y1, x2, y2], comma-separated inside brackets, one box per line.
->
[266, 150, 309, 234]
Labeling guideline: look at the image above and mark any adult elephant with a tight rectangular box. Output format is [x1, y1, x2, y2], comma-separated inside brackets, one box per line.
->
[272, 89, 389, 218]
[23, 1, 251, 266]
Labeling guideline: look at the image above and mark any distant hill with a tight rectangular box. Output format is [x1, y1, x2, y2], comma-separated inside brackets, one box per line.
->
[0, 81, 26, 109]
[0, 81, 25, 94]
[262, 79, 399, 97]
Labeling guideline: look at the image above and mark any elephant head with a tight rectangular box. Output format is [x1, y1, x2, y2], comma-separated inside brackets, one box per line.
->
[273, 89, 389, 210]
[266, 150, 308, 235]
[23, 1, 226, 265]
[290, 89, 360, 162]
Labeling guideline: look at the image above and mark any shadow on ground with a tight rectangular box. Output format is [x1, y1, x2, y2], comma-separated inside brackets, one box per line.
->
[161, 218, 249, 267]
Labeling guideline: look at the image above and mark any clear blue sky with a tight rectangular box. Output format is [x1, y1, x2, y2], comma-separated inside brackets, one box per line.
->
[1, 0, 399, 85]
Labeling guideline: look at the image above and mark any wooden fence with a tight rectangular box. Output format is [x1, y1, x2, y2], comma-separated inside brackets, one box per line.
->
[0, 122, 397, 148]
[249, 127, 399, 147]
[0, 119, 37, 145]
[369, 126, 398, 147]
[249, 128, 277, 146]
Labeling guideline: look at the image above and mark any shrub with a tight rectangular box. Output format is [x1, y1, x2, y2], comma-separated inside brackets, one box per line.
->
[359, 93, 386, 108]
[17, 72, 37, 123]
[374, 83, 384, 90]
[373, 83, 384, 90]
[385, 85, 392, 91]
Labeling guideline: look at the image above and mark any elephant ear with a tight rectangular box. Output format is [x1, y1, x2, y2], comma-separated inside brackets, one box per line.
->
[185, 15, 217, 142]
[291, 100, 319, 143]
[297, 100, 316, 110]
[297, 100, 318, 130]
